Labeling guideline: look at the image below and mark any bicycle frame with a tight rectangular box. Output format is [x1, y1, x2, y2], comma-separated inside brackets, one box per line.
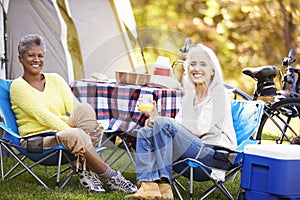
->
[282, 67, 300, 93]
[227, 49, 300, 144]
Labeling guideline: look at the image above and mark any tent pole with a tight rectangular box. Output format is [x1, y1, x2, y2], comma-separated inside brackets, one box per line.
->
[136, 36, 149, 74]
[0, 2, 7, 79]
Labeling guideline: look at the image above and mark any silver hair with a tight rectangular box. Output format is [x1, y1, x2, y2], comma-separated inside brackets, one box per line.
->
[184, 44, 214, 71]
[184, 44, 223, 82]
[182, 44, 224, 94]
[18, 34, 46, 57]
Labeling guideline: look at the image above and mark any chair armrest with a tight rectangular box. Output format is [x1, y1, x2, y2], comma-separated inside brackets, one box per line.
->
[0, 122, 57, 140]
[0, 122, 21, 139]
[22, 130, 57, 139]
[103, 129, 117, 134]
[198, 143, 241, 168]
[22, 130, 57, 154]
[96, 146, 107, 153]
[203, 143, 240, 154]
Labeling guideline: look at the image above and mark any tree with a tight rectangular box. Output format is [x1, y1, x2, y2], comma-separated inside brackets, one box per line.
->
[130, 0, 300, 94]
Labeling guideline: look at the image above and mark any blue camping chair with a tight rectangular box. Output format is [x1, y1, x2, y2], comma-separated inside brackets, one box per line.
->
[172, 100, 265, 200]
[0, 79, 77, 189]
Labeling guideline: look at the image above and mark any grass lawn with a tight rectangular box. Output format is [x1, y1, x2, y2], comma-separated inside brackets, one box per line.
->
[0, 146, 242, 200]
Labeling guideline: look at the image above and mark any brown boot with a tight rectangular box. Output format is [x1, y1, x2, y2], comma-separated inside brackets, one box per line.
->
[125, 182, 161, 199]
[159, 183, 174, 200]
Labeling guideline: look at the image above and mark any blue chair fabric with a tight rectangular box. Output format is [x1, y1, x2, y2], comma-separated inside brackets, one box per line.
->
[0, 79, 77, 189]
[172, 100, 265, 200]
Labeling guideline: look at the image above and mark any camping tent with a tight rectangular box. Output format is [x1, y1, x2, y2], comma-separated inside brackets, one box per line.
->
[0, 0, 139, 83]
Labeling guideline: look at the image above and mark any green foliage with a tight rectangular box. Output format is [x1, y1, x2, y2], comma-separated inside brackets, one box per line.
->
[131, 0, 300, 94]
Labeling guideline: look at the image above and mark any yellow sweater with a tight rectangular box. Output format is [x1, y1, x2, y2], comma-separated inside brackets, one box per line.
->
[10, 73, 78, 136]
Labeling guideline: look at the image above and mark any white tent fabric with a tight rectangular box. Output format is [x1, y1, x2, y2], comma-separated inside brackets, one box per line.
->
[0, 0, 137, 82]
[69, 0, 135, 80]
[113, 0, 138, 39]
[7, 0, 72, 82]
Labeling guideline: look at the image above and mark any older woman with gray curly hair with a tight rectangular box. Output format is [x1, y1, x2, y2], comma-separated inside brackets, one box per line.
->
[10, 33, 137, 194]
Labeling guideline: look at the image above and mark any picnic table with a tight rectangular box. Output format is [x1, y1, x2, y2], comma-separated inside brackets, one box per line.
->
[70, 80, 184, 133]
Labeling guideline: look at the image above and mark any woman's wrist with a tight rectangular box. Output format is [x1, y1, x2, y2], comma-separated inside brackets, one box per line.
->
[149, 108, 159, 118]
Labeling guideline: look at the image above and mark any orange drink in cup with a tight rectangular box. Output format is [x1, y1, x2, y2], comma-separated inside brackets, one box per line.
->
[139, 104, 154, 112]
[138, 94, 154, 112]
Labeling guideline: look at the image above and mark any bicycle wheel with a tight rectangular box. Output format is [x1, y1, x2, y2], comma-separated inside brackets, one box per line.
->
[256, 97, 300, 144]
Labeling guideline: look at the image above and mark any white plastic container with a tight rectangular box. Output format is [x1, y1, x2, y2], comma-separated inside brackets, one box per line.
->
[153, 56, 172, 76]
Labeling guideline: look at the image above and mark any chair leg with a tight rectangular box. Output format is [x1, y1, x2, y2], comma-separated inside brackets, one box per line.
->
[172, 162, 192, 199]
[5, 156, 26, 179]
[200, 179, 234, 200]
[122, 138, 135, 168]
[60, 169, 76, 189]
[103, 136, 136, 171]
[48, 151, 77, 188]
[1, 143, 49, 189]
[199, 166, 241, 200]
[219, 183, 234, 200]
[0, 143, 3, 180]
[189, 166, 193, 200]
[173, 179, 186, 192]
[8, 148, 76, 189]
[10, 152, 56, 178]
[105, 147, 127, 165]
[103, 134, 121, 163]
[49, 165, 72, 179]
[55, 149, 63, 187]
[172, 181, 184, 200]
[101, 133, 116, 146]
[200, 178, 218, 200]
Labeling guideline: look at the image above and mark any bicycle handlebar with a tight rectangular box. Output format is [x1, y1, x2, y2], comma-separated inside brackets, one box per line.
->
[288, 49, 296, 61]
[282, 49, 296, 68]
[179, 38, 192, 54]
[282, 48, 299, 92]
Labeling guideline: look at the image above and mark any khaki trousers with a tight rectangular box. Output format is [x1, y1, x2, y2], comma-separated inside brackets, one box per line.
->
[23, 102, 103, 170]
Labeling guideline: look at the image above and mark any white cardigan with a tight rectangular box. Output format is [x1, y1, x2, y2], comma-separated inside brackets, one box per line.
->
[175, 44, 237, 149]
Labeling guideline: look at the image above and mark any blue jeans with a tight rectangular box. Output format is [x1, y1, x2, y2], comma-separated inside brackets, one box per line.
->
[135, 117, 231, 183]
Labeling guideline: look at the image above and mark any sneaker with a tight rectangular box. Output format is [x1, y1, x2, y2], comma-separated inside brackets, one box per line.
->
[79, 170, 106, 192]
[106, 171, 137, 193]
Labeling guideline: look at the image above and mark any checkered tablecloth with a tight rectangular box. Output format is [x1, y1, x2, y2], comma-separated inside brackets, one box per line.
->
[71, 80, 183, 133]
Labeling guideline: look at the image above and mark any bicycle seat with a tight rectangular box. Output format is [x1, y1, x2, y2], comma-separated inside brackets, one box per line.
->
[242, 66, 277, 80]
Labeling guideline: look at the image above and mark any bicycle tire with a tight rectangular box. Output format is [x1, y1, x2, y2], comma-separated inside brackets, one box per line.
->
[256, 97, 300, 144]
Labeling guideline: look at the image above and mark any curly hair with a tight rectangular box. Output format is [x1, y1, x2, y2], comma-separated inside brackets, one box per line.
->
[18, 34, 46, 57]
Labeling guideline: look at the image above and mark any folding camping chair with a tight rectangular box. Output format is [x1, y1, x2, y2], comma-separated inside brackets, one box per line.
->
[0, 79, 77, 189]
[101, 129, 136, 172]
[172, 100, 265, 200]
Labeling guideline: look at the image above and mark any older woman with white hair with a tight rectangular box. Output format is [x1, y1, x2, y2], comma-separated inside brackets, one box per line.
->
[125, 44, 237, 199]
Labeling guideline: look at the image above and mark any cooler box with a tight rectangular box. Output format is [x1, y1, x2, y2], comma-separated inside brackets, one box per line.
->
[241, 144, 300, 200]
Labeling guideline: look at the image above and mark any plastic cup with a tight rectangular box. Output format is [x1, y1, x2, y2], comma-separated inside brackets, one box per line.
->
[138, 94, 154, 112]
[138, 104, 154, 112]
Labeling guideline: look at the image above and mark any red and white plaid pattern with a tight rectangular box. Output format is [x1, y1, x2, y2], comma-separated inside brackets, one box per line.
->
[71, 81, 183, 133]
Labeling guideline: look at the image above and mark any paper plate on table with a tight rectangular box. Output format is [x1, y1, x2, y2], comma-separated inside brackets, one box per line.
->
[81, 78, 116, 83]
[81, 72, 116, 83]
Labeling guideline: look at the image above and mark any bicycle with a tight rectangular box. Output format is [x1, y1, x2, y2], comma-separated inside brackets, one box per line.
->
[226, 49, 300, 144]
